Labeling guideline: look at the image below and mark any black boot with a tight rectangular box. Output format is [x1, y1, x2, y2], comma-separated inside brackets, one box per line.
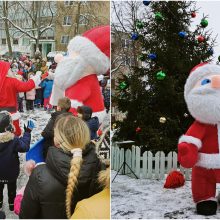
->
[196, 200, 217, 216]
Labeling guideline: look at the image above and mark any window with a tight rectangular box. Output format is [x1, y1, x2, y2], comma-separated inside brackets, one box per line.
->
[1, 39, 6, 45]
[122, 39, 132, 48]
[13, 39, 18, 45]
[61, 35, 70, 44]
[64, 1, 74, 6]
[79, 14, 89, 25]
[22, 38, 30, 46]
[121, 56, 136, 66]
[63, 16, 72, 26]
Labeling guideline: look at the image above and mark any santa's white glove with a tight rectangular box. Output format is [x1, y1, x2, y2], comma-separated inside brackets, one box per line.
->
[47, 70, 55, 80]
[30, 71, 41, 87]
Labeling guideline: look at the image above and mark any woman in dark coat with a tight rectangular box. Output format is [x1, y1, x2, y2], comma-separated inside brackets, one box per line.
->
[19, 115, 103, 219]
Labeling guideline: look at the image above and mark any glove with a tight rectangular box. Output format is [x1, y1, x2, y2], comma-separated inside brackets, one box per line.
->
[30, 73, 41, 87]
[24, 120, 35, 133]
[178, 142, 198, 168]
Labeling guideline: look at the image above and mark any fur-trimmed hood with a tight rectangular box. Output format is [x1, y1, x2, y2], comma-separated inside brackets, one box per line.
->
[0, 132, 14, 143]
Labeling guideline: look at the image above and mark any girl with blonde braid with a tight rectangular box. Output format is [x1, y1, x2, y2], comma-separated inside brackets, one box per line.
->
[19, 115, 103, 219]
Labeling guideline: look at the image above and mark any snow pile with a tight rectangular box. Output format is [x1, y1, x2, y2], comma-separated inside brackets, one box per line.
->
[111, 170, 220, 219]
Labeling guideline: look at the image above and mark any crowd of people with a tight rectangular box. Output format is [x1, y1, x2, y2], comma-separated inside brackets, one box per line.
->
[0, 53, 110, 219]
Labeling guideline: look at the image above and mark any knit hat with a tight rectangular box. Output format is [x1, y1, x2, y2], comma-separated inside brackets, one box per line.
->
[67, 25, 110, 75]
[184, 63, 220, 99]
[164, 170, 185, 188]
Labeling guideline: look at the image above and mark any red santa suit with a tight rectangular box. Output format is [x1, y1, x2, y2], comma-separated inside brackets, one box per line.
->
[0, 61, 37, 136]
[50, 26, 110, 123]
[178, 63, 220, 215]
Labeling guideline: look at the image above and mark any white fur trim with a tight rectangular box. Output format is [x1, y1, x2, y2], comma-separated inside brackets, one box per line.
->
[185, 64, 220, 99]
[11, 112, 21, 120]
[67, 36, 109, 75]
[92, 110, 106, 124]
[30, 74, 41, 87]
[178, 135, 202, 149]
[71, 100, 83, 108]
[49, 84, 65, 106]
[196, 153, 220, 169]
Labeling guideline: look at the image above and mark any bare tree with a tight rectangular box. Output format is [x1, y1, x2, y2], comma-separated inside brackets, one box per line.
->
[0, 1, 55, 52]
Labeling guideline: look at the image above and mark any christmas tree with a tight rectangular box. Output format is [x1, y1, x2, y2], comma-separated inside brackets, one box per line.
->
[113, 1, 216, 154]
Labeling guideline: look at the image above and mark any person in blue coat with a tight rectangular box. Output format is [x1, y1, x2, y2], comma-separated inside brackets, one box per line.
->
[77, 106, 99, 140]
[40, 78, 53, 110]
[0, 111, 34, 211]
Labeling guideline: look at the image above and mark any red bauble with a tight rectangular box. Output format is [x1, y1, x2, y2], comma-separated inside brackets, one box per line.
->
[191, 12, 196, 18]
[136, 127, 141, 132]
[197, 35, 205, 43]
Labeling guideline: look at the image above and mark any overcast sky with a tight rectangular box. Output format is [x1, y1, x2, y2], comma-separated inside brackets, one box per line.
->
[193, 1, 220, 63]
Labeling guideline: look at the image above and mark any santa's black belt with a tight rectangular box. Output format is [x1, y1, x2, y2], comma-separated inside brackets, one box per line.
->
[0, 107, 16, 113]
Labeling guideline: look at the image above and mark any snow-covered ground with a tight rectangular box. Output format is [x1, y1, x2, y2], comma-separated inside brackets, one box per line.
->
[111, 170, 220, 219]
[1, 108, 51, 219]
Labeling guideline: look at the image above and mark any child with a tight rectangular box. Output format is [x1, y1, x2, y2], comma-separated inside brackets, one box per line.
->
[19, 115, 102, 219]
[0, 111, 34, 211]
[15, 74, 24, 112]
[41, 97, 71, 158]
[14, 160, 36, 215]
[77, 106, 99, 140]
[26, 73, 36, 112]
[40, 77, 53, 111]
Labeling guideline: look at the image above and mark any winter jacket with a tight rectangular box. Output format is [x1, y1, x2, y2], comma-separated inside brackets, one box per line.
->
[0, 132, 31, 182]
[86, 117, 99, 140]
[40, 79, 53, 98]
[26, 88, 36, 101]
[19, 144, 102, 219]
[71, 188, 110, 219]
[41, 111, 72, 158]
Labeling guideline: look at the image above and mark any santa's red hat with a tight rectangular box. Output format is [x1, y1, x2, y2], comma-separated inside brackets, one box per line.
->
[184, 63, 220, 98]
[67, 25, 110, 75]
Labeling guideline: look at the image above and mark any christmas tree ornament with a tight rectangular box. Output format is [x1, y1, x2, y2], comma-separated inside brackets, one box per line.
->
[184, 113, 189, 118]
[156, 71, 166, 80]
[143, 1, 150, 6]
[136, 21, 144, 29]
[178, 9, 184, 14]
[159, 117, 166, 123]
[148, 53, 157, 60]
[208, 47, 214, 55]
[200, 19, 208, 28]
[119, 81, 127, 90]
[197, 35, 205, 43]
[131, 33, 139, 40]
[112, 123, 117, 129]
[178, 31, 187, 39]
[155, 12, 164, 21]
[191, 12, 196, 18]
[136, 127, 141, 133]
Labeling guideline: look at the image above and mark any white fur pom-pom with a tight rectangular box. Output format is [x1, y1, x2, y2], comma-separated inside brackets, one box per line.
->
[54, 53, 64, 64]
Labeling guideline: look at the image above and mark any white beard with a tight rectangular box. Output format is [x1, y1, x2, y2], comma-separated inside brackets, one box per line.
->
[186, 86, 220, 124]
[54, 56, 87, 90]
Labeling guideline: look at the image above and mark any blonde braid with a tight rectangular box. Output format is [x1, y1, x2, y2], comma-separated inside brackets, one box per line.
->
[66, 157, 83, 218]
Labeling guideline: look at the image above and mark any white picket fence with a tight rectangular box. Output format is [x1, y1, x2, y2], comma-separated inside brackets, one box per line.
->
[111, 144, 191, 180]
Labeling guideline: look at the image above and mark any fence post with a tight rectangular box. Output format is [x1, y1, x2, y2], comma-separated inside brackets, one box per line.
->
[115, 146, 120, 171]
[119, 148, 124, 174]
[135, 146, 141, 178]
[167, 152, 172, 173]
[147, 151, 153, 179]
[126, 149, 133, 177]
[132, 145, 136, 172]
[155, 152, 160, 179]
[160, 151, 165, 179]
[172, 152, 178, 170]
[142, 151, 148, 179]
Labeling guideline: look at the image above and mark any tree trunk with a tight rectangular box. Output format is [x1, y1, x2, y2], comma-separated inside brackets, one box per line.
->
[74, 2, 81, 36]
[3, 1, 12, 57]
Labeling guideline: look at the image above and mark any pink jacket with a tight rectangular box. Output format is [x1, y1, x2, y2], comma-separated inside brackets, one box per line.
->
[26, 88, 36, 100]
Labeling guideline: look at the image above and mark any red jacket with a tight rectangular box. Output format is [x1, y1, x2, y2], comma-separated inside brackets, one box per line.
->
[65, 74, 105, 115]
[178, 120, 220, 169]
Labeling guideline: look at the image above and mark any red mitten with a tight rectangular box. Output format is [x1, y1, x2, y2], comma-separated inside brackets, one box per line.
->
[178, 142, 198, 168]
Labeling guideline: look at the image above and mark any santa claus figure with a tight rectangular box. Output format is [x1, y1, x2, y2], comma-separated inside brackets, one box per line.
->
[50, 25, 110, 123]
[0, 61, 40, 136]
[178, 63, 220, 215]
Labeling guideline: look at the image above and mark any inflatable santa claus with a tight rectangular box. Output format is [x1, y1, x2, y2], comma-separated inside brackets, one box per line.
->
[50, 25, 110, 123]
[178, 63, 220, 215]
[0, 61, 40, 136]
